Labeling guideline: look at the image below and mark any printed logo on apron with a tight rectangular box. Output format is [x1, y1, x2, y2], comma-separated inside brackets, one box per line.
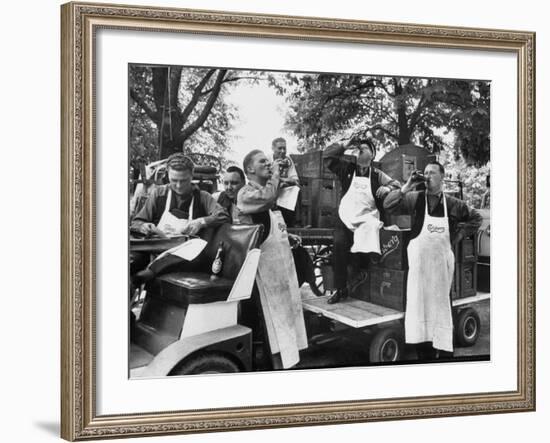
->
[405, 193, 455, 352]
[156, 189, 194, 235]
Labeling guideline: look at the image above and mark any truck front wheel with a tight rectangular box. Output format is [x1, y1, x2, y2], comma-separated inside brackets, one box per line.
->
[170, 352, 240, 375]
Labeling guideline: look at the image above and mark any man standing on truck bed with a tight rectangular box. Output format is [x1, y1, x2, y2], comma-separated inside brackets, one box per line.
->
[323, 139, 400, 304]
[384, 161, 482, 360]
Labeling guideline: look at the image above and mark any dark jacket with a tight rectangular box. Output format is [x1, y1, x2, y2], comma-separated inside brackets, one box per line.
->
[323, 143, 401, 220]
[384, 189, 483, 244]
[131, 184, 229, 229]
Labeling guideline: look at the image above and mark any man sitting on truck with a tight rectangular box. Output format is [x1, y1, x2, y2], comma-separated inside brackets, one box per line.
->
[130, 153, 229, 284]
[323, 139, 401, 304]
[384, 161, 482, 360]
[213, 165, 246, 223]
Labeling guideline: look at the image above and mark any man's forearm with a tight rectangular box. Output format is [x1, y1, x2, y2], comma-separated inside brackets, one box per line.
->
[201, 195, 230, 227]
[237, 181, 279, 215]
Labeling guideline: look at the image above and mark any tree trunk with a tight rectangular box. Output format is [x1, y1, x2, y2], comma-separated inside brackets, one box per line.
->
[393, 79, 412, 145]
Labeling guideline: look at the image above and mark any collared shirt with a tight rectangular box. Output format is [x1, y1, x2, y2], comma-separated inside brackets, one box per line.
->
[384, 189, 483, 242]
[236, 178, 281, 242]
[130, 184, 229, 230]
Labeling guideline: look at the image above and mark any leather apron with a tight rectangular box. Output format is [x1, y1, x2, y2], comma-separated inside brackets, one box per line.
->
[255, 210, 308, 368]
[405, 193, 455, 352]
[337, 171, 382, 254]
[156, 189, 194, 235]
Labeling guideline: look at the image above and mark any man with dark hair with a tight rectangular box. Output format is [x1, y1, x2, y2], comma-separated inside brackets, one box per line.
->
[270, 137, 300, 227]
[130, 152, 229, 279]
[384, 160, 482, 360]
[214, 165, 246, 222]
[323, 139, 401, 304]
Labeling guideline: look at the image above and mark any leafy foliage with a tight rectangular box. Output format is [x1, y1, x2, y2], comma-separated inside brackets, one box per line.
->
[129, 65, 258, 163]
[276, 73, 490, 166]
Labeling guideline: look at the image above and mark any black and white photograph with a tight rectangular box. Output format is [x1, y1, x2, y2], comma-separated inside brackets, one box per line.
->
[128, 64, 491, 377]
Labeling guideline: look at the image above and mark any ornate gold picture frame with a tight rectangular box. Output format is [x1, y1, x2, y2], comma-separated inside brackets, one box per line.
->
[61, 1, 535, 440]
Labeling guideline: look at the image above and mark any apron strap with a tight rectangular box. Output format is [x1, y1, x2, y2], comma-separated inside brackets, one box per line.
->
[425, 192, 448, 218]
[163, 189, 172, 215]
[188, 196, 194, 221]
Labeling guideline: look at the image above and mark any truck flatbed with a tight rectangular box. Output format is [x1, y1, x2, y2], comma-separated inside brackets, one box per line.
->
[300, 287, 490, 329]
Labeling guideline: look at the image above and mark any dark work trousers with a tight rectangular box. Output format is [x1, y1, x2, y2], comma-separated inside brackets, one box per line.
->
[415, 342, 454, 361]
[130, 251, 193, 276]
[332, 218, 374, 291]
[333, 218, 355, 290]
[277, 206, 296, 228]
[130, 251, 149, 275]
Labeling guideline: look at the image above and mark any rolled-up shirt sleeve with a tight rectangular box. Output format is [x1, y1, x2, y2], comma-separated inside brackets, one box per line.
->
[377, 170, 401, 190]
[199, 191, 230, 227]
[384, 189, 417, 212]
[455, 202, 483, 236]
[237, 179, 280, 215]
[130, 187, 160, 229]
[323, 143, 349, 176]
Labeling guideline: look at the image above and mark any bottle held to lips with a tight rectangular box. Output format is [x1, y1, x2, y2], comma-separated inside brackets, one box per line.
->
[211, 241, 224, 279]
[278, 157, 291, 178]
[411, 170, 427, 182]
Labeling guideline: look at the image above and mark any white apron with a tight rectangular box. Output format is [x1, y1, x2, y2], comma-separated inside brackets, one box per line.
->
[156, 189, 194, 235]
[338, 171, 382, 254]
[255, 210, 308, 368]
[405, 193, 455, 352]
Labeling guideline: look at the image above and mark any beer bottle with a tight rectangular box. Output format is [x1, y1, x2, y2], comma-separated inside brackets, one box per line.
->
[211, 241, 224, 279]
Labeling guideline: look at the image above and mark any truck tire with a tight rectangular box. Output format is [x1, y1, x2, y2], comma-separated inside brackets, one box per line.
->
[170, 352, 240, 375]
[455, 307, 481, 347]
[369, 327, 404, 363]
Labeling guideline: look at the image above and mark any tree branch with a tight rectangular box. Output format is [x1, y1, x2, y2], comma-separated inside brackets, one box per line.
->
[177, 69, 228, 144]
[200, 76, 258, 95]
[179, 69, 217, 124]
[130, 88, 159, 123]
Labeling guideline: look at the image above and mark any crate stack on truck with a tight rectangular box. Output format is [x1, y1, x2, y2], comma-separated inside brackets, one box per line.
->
[290, 151, 342, 228]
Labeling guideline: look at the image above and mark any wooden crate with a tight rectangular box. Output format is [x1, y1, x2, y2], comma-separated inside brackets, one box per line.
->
[370, 228, 410, 270]
[451, 261, 478, 300]
[318, 178, 341, 207]
[318, 206, 339, 228]
[457, 236, 477, 263]
[368, 266, 407, 311]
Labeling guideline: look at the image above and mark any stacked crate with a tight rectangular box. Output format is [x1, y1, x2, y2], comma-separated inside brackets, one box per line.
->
[451, 234, 478, 300]
[290, 151, 342, 228]
[365, 228, 410, 310]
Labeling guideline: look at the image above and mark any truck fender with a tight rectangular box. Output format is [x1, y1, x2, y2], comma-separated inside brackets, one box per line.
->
[138, 325, 251, 377]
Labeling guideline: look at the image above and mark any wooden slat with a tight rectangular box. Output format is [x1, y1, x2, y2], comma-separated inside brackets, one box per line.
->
[300, 289, 403, 328]
[301, 287, 491, 328]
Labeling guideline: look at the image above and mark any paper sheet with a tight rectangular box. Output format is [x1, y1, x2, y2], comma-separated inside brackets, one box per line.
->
[155, 238, 207, 262]
[276, 185, 300, 211]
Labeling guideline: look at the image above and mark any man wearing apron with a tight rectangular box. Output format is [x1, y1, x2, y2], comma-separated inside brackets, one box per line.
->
[323, 140, 400, 304]
[236, 149, 308, 369]
[384, 161, 482, 359]
[130, 153, 229, 282]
